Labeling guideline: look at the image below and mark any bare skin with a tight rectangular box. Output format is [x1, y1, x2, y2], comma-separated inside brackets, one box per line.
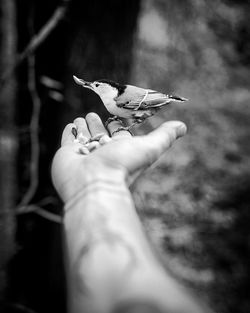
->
[51, 113, 210, 313]
[52, 113, 187, 202]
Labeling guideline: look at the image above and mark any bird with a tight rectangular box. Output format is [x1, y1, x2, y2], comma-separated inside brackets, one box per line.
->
[73, 75, 187, 134]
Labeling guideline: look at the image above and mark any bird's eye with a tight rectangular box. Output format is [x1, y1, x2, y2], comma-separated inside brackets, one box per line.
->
[95, 83, 100, 87]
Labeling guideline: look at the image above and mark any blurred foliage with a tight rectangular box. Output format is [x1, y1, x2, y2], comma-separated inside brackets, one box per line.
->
[131, 1, 250, 313]
[1, 0, 250, 313]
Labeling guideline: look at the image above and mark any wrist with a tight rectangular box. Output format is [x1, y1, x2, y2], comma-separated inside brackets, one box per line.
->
[81, 159, 127, 185]
[63, 160, 128, 206]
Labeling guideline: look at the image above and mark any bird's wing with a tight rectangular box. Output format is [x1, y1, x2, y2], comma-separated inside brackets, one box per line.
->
[116, 86, 186, 110]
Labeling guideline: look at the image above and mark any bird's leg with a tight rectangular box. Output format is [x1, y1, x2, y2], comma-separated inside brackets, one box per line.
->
[105, 115, 122, 128]
[111, 118, 145, 136]
[131, 111, 152, 124]
[109, 112, 152, 136]
[111, 126, 133, 136]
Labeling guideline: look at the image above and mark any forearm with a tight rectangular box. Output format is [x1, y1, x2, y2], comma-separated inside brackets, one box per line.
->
[64, 167, 163, 312]
[63, 166, 206, 313]
[64, 177, 156, 266]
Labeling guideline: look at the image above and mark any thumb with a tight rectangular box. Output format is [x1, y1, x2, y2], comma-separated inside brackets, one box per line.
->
[142, 121, 187, 161]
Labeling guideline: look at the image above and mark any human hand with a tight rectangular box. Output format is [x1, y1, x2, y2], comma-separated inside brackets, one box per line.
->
[51, 113, 186, 203]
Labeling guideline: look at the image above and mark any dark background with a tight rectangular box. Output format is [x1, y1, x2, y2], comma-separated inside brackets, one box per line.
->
[0, 0, 250, 313]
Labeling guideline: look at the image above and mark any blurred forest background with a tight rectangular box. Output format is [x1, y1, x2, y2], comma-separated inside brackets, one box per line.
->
[0, 0, 250, 313]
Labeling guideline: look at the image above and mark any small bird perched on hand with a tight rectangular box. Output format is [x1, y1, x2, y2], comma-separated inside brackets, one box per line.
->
[73, 75, 187, 134]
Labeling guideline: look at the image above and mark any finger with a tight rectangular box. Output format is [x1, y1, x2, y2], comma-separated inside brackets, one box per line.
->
[61, 123, 76, 146]
[107, 119, 132, 138]
[143, 121, 187, 159]
[74, 117, 91, 141]
[85, 112, 108, 137]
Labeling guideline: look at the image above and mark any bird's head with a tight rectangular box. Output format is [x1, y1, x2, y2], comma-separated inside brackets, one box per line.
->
[73, 76, 126, 104]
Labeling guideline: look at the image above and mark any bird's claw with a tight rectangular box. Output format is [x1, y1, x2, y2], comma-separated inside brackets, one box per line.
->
[111, 126, 133, 136]
[105, 116, 122, 128]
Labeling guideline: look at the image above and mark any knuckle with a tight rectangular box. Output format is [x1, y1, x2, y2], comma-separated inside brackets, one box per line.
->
[166, 128, 177, 144]
[145, 149, 157, 165]
[137, 138, 156, 164]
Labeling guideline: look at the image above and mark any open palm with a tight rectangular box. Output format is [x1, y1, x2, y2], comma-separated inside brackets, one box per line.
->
[51, 113, 186, 202]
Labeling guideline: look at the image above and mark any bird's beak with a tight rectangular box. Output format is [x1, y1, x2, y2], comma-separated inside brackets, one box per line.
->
[73, 75, 93, 89]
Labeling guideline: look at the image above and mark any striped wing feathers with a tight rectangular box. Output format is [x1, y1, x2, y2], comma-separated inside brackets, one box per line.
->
[116, 86, 170, 110]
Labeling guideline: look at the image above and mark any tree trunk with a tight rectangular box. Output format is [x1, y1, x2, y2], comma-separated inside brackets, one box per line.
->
[0, 0, 18, 297]
[64, 0, 141, 122]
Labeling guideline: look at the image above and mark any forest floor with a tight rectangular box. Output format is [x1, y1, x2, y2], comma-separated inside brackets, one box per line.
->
[132, 77, 250, 313]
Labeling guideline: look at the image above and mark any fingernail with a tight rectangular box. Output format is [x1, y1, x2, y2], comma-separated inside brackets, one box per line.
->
[176, 123, 187, 138]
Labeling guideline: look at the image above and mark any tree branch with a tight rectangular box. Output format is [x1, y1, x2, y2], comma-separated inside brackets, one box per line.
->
[18, 38, 40, 207]
[0, 200, 62, 224]
[0, 0, 70, 90]
[0, 3, 68, 224]
[5, 302, 38, 313]
[16, 204, 62, 224]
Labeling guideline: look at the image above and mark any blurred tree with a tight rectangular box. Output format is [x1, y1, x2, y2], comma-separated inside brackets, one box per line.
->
[3, 1, 141, 313]
[1, 1, 250, 313]
[63, 0, 141, 121]
[0, 0, 18, 299]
